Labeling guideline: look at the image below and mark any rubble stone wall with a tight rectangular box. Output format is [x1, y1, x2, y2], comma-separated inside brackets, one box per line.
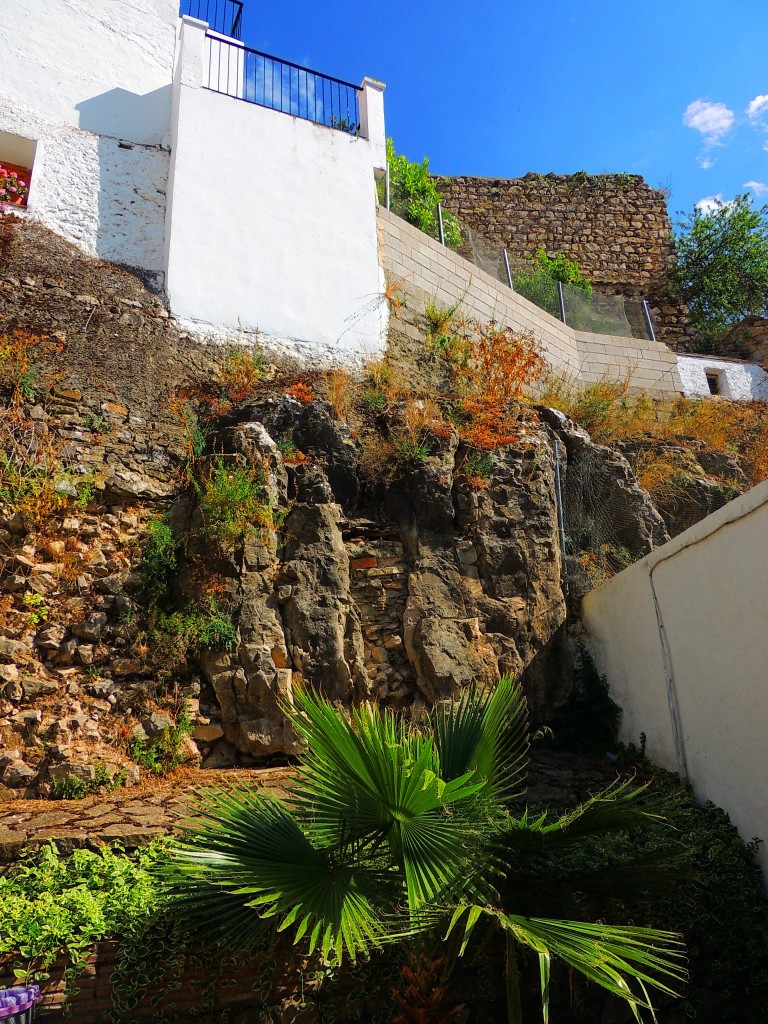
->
[434, 172, 691, 347]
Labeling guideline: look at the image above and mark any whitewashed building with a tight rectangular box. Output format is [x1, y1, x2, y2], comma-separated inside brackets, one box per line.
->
[0, 0, 388, 359]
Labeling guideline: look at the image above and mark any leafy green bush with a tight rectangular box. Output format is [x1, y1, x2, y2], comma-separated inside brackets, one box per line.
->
[515, 248, 592, 318]
[381, 138, 462, 250]
[144, 604, 237, 673]
[50, 762, 126, 801]
[553, 643, 622, 754]
[139, 516, 178, 607]
[0, 841, 166, 986]
[198, 604, 238, 652]
[558, 770, 768, 1023]
[197, 458, 277, 545]
[674, 193, 768, 347]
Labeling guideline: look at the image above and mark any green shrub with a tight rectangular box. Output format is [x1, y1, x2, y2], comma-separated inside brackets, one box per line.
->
[197, 458, 277, 545]
[0, 841, 166, 986]
[380, 138, 462, 250]
[392, 435, 432, 465]
[50, 762, 126, 801]
[558, 770, 768, 1023]
[144, 603, 236, 673]
[463, 451, 494, 480]
[129, 701, 192, 777]
[515, 248, 592, 318]
[554, 643, 622, 754]
[139, 516, 178, 606]
[198, 605, 238, 652]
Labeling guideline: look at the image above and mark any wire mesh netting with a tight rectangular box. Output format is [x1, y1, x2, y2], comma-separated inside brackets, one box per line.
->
[559, 444, 654, 596]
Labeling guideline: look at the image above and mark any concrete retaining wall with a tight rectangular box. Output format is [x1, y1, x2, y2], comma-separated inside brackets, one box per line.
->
[582, 479, 768, 882]
[378, 207, 684, 395]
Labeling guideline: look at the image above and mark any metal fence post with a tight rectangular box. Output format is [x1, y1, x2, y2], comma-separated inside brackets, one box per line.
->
[503, 249, 514, 290]
[553, 438, 569, 599]
[642, 299, 657, 342]
[437, 203, 445, 246]
[385, 161, 390, 210]
[557, 280, 567, 324]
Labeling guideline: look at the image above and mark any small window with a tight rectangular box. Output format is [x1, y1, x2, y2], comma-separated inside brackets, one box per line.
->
[0, 130, 36, 209]
[705, 371, 721, 396]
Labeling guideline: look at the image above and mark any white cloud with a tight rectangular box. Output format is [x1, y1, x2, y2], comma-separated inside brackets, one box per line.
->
[683, 99, 735, 168]
[695, 194, 725, 214]
[683, 99, 735, 141]
[744, 180, 768, 197]
[746, 94, 768, 124]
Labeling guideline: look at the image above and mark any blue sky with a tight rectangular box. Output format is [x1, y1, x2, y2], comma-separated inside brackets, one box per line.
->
[241, 0, 768, 221]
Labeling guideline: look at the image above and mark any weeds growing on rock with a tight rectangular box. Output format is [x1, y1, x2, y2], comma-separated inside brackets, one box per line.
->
[538, 374, 768, 487]
[196, 457, 278, 545]
[139, 516, 178, 607]
[129, 700, 192, 776]
[0, 329, 61, 407]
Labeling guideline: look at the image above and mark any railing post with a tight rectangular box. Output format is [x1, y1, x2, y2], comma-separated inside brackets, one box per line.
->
[642, 299, 657, 342]
[437, 203, 445, 246]
[177, 16, 208, 90]
[359, 77, 386, 174]
[231, 1, 243, 39]
[503, 248, 514, 290]
[557, 280, 567, 324]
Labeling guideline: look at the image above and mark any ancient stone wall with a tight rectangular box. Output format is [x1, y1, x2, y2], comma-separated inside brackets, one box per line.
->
[435, 172, 691, 347]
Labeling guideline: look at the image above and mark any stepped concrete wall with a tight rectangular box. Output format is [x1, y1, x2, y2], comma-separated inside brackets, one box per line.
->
[435, 172, 690, 348]
[378, 207, 683, 395]
[582, 479, 768, 882]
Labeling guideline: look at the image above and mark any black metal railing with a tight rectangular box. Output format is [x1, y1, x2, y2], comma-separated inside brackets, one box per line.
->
[180, 0, 243, 39]
[205, 35, 361, 134]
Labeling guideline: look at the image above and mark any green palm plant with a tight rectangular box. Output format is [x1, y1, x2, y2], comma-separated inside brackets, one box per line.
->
[165, 678, 686, 1022]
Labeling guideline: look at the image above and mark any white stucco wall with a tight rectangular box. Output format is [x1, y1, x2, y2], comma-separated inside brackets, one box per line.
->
[0, 0, 176, 280]
[678, 353, 768, 400]
[0, 95, 169, 281]
[0, 0, 177, 146]
[582, 479, 768, 882]
[164, 18, 388, 359]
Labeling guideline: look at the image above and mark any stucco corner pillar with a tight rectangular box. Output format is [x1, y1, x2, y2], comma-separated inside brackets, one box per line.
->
[359, 77, 386, 178]
[177, 15, 208, 89]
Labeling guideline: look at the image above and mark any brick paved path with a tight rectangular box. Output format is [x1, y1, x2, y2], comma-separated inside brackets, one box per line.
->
[0, 767, 292, 862]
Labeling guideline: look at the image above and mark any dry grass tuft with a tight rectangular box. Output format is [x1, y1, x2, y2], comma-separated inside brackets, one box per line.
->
[538, 374, 768, 488]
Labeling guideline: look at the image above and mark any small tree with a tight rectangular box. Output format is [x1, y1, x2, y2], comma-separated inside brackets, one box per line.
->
[674, 194, 768, 345]
[380, 138, 463, 250]
[515, 249, 592, 319]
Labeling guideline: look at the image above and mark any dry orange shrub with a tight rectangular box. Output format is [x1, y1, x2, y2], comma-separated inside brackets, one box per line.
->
[287, 381, 315, 405]
[0, 329, 62, 408]
[219, 345, 266, 402]
[325, 368, 355, 420]
[455, 323, 545, 450]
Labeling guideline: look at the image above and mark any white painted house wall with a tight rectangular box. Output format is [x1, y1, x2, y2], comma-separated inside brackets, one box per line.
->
[0, 0, 178, 144]
[582, 479, 768, 882]
[165, 17, 388, 360]
[678, 353, 768, 400]
[0, 0, 177, 282]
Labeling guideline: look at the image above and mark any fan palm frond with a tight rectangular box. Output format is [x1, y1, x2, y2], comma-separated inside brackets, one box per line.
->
[165, 788, 390, 961]
[431, 676, 529, 804]
[447, 904, 686, 1023]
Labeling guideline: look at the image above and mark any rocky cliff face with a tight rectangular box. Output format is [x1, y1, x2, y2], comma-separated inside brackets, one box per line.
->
[0, 216, 741, 797]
